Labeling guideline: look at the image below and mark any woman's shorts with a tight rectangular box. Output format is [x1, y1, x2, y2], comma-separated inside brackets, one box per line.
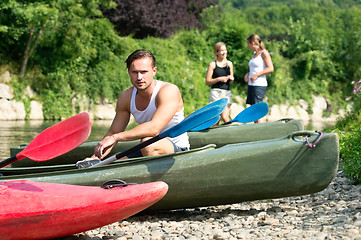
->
[209, 88, 232, 104]
[246, 86, 267, 105]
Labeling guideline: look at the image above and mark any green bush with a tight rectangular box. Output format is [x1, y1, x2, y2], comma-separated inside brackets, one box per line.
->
[337, 123, 361, 183]
[330, 81, 361, 183]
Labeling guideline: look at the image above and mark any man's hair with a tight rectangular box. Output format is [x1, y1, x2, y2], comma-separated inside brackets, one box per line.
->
[125, 50, 156, 69]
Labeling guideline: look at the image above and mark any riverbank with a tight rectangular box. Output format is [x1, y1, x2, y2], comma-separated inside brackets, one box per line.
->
[0, 77, 348, 123]
[61, 165, 360, 240]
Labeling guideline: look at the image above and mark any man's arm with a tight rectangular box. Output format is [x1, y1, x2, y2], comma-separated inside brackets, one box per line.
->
[94, 83, 181, 159]
[93, 88, 131, 159]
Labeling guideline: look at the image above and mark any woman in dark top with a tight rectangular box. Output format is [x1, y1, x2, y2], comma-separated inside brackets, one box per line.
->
[205, 42, 234, 124]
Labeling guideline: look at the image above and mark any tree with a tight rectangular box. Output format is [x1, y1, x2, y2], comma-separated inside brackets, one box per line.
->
[0, 1, 59, 76]
[101, 0, 217, 38]
[19, 3, 59, 77]
[0, 0, 114, 77]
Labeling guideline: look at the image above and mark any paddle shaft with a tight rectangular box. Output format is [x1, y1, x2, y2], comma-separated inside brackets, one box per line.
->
[0, 156, 17, 168]
[221, 117, 240, 125]
[91, 136, 161, 167]
[83, 98, 228, 168]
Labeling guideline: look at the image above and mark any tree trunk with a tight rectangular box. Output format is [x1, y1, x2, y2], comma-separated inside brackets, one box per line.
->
[20, 24, 45, 77]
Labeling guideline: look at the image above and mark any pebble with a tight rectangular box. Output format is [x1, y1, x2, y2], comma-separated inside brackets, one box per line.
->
[61, 168, 361, 240]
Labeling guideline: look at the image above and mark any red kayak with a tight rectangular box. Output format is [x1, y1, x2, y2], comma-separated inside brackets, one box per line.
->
[0, 180, 168, 240]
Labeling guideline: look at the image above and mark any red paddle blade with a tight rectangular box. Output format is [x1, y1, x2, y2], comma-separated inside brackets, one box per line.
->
[18, 112, 91, 162]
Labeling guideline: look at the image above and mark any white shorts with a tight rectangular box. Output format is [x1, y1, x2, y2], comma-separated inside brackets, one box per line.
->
[209, 88, 232, 104]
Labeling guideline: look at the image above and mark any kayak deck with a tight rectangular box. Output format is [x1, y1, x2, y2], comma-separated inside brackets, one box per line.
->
[0, 180, 168, 240]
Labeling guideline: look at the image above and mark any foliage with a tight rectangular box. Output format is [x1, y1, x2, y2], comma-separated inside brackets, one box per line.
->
[332, 81, 361, 131]
[9, 73, 31, 118]
[220, 0, 361, 9]
[327, 80, 361, 183]
[337, 123, 361, 183]
[101, 0, 217, 38]
[200, 6, 251, 85]
[1, 0, 125, 119]
[1, 0, 361, 125]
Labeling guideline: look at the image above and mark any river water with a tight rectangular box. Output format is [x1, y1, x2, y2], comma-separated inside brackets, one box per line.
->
[0, 120, 113, 160]
[0, 119, 335, 161]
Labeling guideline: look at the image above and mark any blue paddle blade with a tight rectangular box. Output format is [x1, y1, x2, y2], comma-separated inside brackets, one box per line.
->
[189, 116, 220, 132]
[229, 102, 269, 123]
[160, 98, 228, 138]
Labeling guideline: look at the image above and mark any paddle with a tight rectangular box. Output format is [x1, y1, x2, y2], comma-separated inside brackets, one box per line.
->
[0, 112, 91, 168]
[189, 102, 269, 131]
[222, 102, 269, 125]
[189, 116, 220, 132]
[77, 98, 228, 168]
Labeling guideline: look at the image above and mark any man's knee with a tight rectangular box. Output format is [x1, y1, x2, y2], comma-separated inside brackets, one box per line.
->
[141, 144, 157, 156]
[140, 138, 174, 156]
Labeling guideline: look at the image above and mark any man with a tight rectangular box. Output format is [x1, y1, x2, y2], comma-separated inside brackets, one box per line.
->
[91, 49, 189, 160]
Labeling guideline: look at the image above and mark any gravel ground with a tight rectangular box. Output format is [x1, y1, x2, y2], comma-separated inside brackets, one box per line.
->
[60, 167, 361, 240]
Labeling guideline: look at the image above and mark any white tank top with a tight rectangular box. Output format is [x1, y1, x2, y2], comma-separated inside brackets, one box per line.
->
[130, 80, 190, 148]
[248, 50, 267, 87]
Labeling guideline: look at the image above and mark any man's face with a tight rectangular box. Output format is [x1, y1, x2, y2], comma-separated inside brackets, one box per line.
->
[128, 57, 157, 91]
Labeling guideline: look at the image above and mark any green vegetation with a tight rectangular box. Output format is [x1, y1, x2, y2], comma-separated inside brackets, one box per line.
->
[329, 80, 361, 183]
[337, 123, 361, 183]
[1, 0, 361, 181]
[1, 0, 359, 118]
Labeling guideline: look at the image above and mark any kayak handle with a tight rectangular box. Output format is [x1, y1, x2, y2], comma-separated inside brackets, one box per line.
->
[101, 179, 137, 189]
[289, 131, 324, 148]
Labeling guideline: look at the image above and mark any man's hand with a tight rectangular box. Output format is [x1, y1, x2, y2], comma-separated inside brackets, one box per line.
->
[94, 135, 118, 159]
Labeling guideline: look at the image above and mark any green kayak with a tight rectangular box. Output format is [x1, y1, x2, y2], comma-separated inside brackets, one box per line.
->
[10, 118, 303, 167]
[1, 131, 338, 211]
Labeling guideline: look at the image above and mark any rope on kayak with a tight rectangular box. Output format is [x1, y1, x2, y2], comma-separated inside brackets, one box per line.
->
[305, 131, 323, 148]
[101, 179, 138, 189]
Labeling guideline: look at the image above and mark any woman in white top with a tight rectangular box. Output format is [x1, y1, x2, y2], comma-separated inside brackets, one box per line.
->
[244, 34, 274, 123]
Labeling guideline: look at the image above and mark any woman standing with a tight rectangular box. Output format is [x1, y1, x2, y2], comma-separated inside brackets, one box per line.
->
[205, 42, 234, 124]
[244, 34, 274, 123]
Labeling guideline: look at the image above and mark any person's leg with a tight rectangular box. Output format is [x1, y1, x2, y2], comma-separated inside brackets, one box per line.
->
[246, 86, 254, 105]
[220, 104, 231, 123]
[254, 118, 262, 123]
[209, 88, 222, 125]
[140, 137, 175, 156]
[222, 90, 232, 123]
[253, 86, 267, 123]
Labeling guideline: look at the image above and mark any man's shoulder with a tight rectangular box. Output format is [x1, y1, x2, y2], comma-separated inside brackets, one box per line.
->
[118, 86, 134, 101]
[157, 81, 181, 101]
[159, 81, 179, 92]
